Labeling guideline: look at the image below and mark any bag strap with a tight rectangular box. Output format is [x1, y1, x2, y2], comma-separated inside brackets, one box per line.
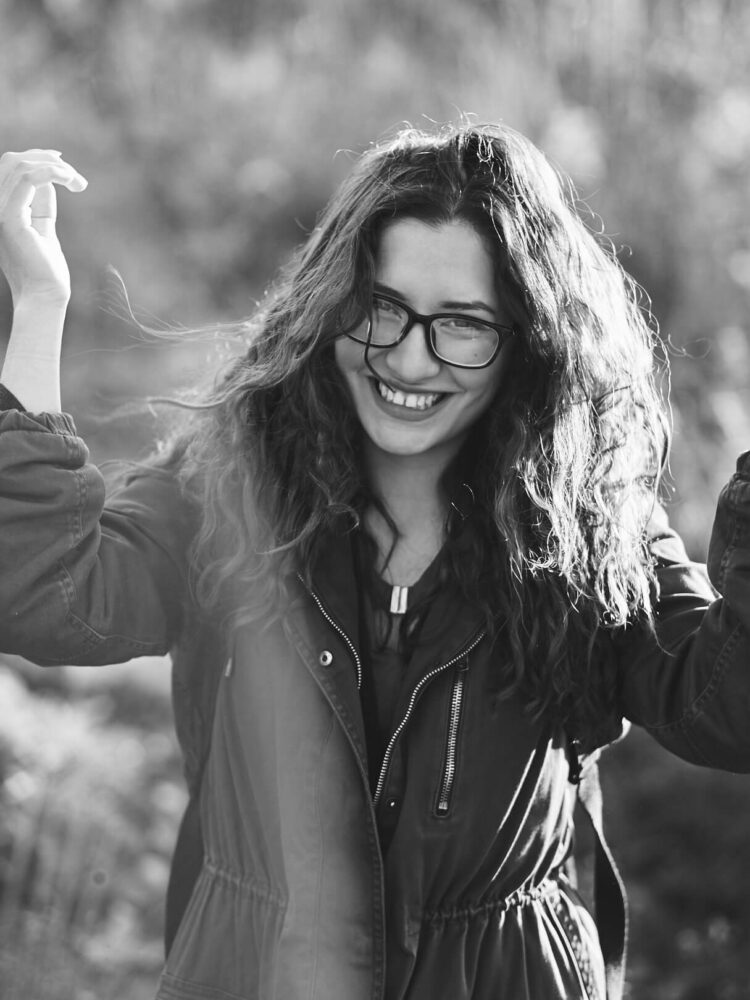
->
[571, 753, 628, 1000]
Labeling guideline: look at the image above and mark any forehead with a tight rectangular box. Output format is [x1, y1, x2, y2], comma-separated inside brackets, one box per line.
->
[374, 217, 497, 308]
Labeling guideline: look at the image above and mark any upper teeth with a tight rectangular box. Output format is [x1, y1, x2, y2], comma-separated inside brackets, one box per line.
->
[377, 381, 442, 410]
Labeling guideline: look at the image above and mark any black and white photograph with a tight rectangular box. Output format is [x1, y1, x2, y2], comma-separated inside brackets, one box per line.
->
[1, 2, 749, 998]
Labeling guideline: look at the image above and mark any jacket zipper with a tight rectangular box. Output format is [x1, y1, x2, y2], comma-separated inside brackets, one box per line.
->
[435, 658, 469, 815]
[373, 631, 485, 807]
[301, 575, 363, 690]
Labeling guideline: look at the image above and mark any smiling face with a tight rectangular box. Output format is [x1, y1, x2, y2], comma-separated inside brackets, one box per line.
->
[334, 217, 513, 473]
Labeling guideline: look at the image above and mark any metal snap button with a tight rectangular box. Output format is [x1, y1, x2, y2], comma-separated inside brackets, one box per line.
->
[386, 797, 399, 810]
[318, 650, 334, 667]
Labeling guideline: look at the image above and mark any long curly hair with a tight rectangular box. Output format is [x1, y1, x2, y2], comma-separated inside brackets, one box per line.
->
[173, 123, 667, 749]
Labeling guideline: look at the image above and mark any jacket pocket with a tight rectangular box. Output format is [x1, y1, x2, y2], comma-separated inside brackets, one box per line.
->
[434, 658, 469, 816]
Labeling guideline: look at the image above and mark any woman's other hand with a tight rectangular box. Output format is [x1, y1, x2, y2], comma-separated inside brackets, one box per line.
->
[0, 149, 87, 306]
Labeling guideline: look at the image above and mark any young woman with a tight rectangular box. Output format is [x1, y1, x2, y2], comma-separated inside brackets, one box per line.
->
[0, 127, 748, 1000]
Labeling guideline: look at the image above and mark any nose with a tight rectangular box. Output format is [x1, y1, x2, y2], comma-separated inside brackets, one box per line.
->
[383, 321, 442, 382]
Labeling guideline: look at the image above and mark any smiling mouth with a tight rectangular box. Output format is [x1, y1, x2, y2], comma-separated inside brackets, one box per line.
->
[374, 379, 445, 411]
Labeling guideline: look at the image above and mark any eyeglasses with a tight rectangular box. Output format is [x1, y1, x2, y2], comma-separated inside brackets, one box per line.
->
[346, 293, 514, 369]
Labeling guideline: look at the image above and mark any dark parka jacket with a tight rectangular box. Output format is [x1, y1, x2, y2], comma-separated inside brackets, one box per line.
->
[2, 404, 750, 1000]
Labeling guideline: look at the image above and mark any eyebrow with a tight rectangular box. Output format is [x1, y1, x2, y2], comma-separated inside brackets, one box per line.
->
[373, 282, 497, 316]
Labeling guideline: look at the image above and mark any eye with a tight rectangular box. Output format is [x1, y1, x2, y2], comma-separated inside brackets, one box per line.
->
[440, 315, 489, 334]
[372, 296, 403, 319]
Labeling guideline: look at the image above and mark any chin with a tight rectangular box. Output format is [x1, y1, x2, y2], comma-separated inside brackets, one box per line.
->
[370, 437, 427, 457]
[368, 426, 460, 461]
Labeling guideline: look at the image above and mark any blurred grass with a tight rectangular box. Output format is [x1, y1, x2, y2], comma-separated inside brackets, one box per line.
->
[0, 659, 183, 1000]
[1, 0, 750, 996]
[602, 729, 750, 1000]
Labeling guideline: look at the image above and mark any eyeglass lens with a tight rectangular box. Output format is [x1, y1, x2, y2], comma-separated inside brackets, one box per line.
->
[370, 298, 499, 367]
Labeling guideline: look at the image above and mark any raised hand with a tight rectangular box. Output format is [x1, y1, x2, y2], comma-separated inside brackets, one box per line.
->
[0, 149, 87, 305]
[0, 149, 88, 412]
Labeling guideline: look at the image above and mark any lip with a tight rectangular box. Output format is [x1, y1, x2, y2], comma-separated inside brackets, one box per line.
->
[371, 375, 447, 396]
[366, 376, 451, 420]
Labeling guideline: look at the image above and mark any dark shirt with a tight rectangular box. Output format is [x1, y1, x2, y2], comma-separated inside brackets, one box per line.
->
[353, 534, 444, 796]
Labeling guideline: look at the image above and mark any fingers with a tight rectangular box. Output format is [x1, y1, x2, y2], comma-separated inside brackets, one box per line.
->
[0, 147, 87, 183]
[1, 159, 88, 200]
[4, 149, 62, 161]
[0, 151, 88, 233]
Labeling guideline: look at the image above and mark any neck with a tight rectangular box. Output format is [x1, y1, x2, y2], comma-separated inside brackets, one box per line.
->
[365, 442, 453, 529]
[362, 441, 461, 584]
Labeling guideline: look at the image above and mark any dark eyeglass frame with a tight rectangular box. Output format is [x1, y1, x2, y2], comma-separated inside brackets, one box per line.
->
[346, 293, 515, 370]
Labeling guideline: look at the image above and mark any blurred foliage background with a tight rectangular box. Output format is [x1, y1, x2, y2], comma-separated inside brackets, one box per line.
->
[1, 0, 749, 997]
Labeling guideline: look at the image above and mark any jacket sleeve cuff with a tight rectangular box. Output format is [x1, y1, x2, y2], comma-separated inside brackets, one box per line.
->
[0, 405, 77, 437]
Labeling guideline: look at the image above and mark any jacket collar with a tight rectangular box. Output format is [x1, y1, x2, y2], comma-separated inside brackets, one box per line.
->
[307, 517, 362, 650]
[307, 515, 489, 686]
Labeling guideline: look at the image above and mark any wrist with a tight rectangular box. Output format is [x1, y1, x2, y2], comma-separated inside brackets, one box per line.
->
[9, 295, 67, 350]
[12, 289, 70, 319]
[2, 297, 66, 413]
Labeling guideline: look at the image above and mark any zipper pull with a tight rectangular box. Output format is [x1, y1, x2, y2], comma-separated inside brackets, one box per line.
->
[224, 657, 234, 678]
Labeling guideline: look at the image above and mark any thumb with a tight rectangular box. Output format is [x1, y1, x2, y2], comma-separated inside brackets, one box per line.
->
[30, 182, 57, 238]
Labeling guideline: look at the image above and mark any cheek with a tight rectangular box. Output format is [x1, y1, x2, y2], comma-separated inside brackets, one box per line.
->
[334, 337, 361, 378]
[462, 352, 511, 408]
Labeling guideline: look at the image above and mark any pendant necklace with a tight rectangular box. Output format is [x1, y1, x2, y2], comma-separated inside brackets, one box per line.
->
[389, 584, 409, 615]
